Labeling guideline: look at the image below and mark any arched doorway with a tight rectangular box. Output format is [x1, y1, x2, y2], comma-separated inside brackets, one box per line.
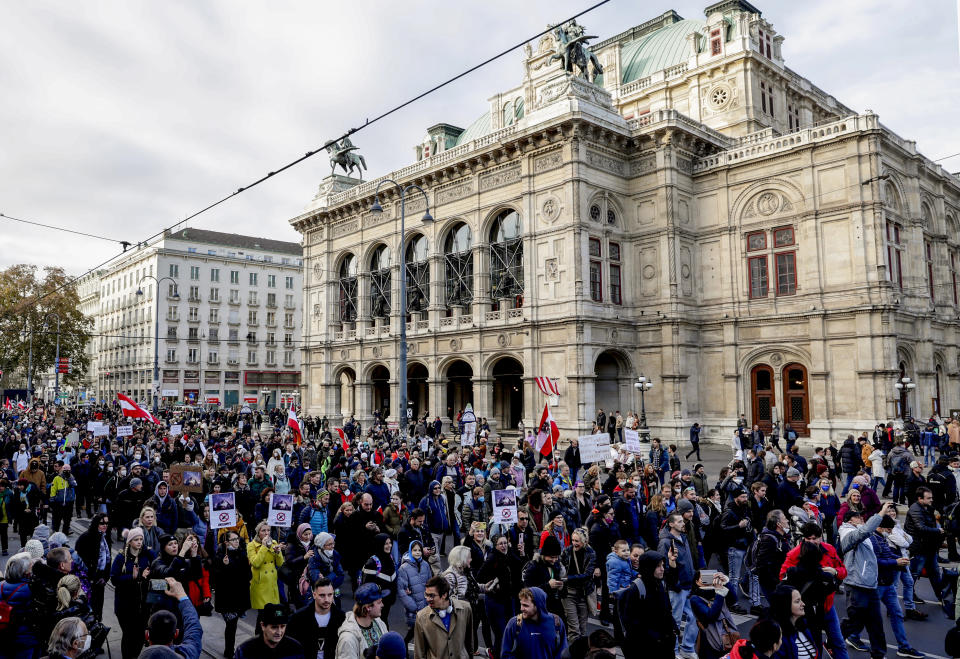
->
[782, 363, 810, 436]
[492, 357, 523, 431]
[750, 365, 774, 434]
[336, 367, 356, 419]
[370, 365, 390, 419]
[595, 351, 623, 417]
[445, 360, 473, 419]
[407, 363, 429, 420]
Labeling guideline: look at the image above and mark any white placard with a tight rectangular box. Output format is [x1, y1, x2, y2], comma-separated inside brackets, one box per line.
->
[161, 389, 178, 397]
[420, 438, 429, 454]
[92, 424, 109, 437]
[210, 492, 237, 529]
[461, 422, 476, 446]
[66, 430, 80, 446]
[578, 433, 610, 463]
[86, 421, 102, 432]
[169, 424, 183, 436]
[268, 493, 294, 527]
[116, 425, 133, 437]
[491, 488, 518, 525]
[624, 428, 643, 454]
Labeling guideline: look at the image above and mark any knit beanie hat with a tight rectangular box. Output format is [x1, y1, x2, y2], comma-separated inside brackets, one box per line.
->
[541, 534, 562, 557]
[23, 539, 44, 561]
[314, 531, 334, 548]
[123, 527, 145, 545]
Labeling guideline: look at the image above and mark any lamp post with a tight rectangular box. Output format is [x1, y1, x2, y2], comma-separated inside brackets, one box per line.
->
[20, 326, 35, 403]
[44, 312, 62, 405]
[894, 376, 916, 419]
[634, 374, 654, 442]
[137, 275, 175, 415]
[370, 179, 433, 432]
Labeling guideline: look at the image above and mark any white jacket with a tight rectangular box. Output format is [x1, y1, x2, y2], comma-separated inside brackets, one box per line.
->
[336, 611, 389, 659]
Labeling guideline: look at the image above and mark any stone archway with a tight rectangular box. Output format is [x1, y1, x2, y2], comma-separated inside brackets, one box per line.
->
[445, 360, 474, 420]
[594, 351, 624, 417]
[408, 362, 429, 420]
[492, 357, 523, 432]
[335, 367, 356, 419]
[370, 365, 390, 419]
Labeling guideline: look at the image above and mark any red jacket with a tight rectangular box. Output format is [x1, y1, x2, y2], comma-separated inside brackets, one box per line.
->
[779, 540, 846, 610]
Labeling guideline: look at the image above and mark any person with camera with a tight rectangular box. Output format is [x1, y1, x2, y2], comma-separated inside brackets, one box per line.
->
[249, 521, 286, 611]
[148, 533, 203, 618]
[139, 577, 204, 659]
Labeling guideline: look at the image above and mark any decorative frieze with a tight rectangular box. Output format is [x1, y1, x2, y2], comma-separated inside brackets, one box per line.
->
[533, 149, 564, 174]
[631, 155, 656, 176]
[479, 164, 522, 192]
[586, 150, 625, 175]
[331, 219, 359, 238]
[436, 178, 475, 205]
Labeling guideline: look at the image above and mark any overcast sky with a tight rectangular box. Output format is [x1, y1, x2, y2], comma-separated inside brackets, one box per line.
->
[0, 0, 957, 275]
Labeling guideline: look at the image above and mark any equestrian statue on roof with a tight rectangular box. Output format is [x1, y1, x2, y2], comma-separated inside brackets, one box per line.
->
[547, 19, 604, 84]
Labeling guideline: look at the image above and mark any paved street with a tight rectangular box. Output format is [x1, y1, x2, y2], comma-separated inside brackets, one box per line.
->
[2, 444, 957, 659]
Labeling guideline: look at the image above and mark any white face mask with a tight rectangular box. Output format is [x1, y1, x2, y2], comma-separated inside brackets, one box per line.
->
[322, 549, 334, 559]
[81, 634, 92, 652]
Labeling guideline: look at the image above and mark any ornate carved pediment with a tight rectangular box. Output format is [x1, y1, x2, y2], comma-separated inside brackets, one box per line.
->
[742, 190, 795, 219]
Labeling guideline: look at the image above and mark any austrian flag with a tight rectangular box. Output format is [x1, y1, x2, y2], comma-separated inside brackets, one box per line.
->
[287, 408, 303, 446]
[536, 402, 560, 457]
[117, 393, 162, 425]
[535, 377, 560, 396]
[336, 427, 349, 453]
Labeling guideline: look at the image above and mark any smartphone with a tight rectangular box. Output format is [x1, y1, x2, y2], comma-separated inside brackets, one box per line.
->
[149, 579, 169, 592]
[700, 570, 717, 583]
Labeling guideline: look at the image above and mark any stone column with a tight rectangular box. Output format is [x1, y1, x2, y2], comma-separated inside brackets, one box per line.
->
[475, 244, 492, 323]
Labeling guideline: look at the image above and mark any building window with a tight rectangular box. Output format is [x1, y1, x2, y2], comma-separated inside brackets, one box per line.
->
[749, 256, 768, 298]
[926, 240, 935, 302]
[209, 308, 219, 323]
[188, 307, 198, 321]
[589, 261, 603, 302]
[190, 266, 200, 280]
[590, 205, 601, 222]
[444, 223, 473, 308]
[886, 221, 903, 287]
[284, 350, 294, 366]
[267, 275, 276, 288]
[747, 231, 767, 251]
[248, 310, 258, 324]
[338, 254, 358, 322]
[610, 242, 622, 305]
[189, 285, 200, 301]
[249, 272, 258, 286]
[285, 276, 294, 289]
[209, 288, 219, 301]
[710, 28, 722, 55]
[266, 293, 276, 307]
[489, 210, 523, 309]
[774, 226, 794, 248]
[247, 350, 257, 363]
[211, 268, 220, 282]
[952, 252, 958, 306]
[775, 252, 796, 295]
[284, 294, 294, 308]
[209, 327, 219, 341]
[166, 349, 176, 362]
[760, 80, 774, 116]
[168, 283, 179, 298]
[188, 348, 198, 363]
[230, 270, 239, 284]
[248, 291, 258, 305]
[169, 264, 179, 278]
[405, 234, 430, 314]
[266, 311, 276, 326]
[787, 104, 800, 131]
[284, 312, 294, 327]
[758, 28, 772, 58]
[229, 289, 239, 304]
[588, 238, 601, 258]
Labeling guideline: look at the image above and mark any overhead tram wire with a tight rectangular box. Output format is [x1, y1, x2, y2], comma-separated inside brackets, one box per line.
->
[0, 0, 613, 323]
[0, 212, 131, 249]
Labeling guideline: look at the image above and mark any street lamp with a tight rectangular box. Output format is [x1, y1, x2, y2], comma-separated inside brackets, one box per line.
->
[894, 376, 916, 419]
[370, 179, 432, 432]
[634, 374, 654, 443]
[44, 312, 61, 405]
[137, 275, 175, 415]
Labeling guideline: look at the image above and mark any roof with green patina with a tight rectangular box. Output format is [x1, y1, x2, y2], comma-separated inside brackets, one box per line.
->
[618, 18, 705, 84]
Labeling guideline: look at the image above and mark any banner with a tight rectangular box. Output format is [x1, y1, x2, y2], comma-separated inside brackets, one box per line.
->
[420, 437, 430, 454]
[624, 428, 643, 454]
[578, 433, 611, 463]
[210, 492, 237, 529]
[116, 425, 133, 437]
[161, 389, 178, 397]
[492, 488, 518, 525]
[461, 422, 476, 446]
[86, 421, 102, 432]
[267, 493, 294, 527]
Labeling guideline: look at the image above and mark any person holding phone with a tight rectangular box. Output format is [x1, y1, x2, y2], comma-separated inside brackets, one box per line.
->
[249, 521, 286, 611]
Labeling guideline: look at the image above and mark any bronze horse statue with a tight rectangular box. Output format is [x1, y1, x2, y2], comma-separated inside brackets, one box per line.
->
[548, 21, 604, 83]
[327, 137, 367, 179]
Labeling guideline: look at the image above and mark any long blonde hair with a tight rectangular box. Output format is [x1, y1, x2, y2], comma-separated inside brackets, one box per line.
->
[56, 574, 82, 611]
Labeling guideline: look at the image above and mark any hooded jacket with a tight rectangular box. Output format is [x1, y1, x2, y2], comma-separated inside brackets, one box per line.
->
[397, 541, 433, 623]
[145, 482, 179, 533]
[500, 587, 567, 659]
[420, 480, 452, 533]
[335, 611, 388, 659]
[657, 527, 695, 591]
[619, 552, 677, 659]
[838, 512, 884, 588]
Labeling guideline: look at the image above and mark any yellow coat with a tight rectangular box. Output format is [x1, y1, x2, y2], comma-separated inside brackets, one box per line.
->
[248, 539, 284, 609]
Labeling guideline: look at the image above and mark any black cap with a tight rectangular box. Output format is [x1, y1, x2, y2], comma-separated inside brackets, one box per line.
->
[261, 602, 289, 625]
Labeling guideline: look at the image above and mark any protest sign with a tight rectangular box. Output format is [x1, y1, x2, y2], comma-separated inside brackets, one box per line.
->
[420, 437, 429, 454]
[210, 492, 237, 529]
[116, 425, 133, 437]
[492, 488, 518, 525]
[267, 493, 294, 527]
[624, 428, 643, 453]
[92, 424, 109, 437]
[461, 422, 476, 446]
[169, 464, 204, 493]
[578, 433, 610, 463]
[86, 421, 102, 432]
[66, 430, 80, 447]
[169, 424, 183, 436]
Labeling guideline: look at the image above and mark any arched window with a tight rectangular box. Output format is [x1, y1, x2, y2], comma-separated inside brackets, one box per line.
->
[338, 254, 358, 322]
[883, 181, 902, 214]
[405, 234, 430, 313]
[445, 223, 473, 309]
[489, 209, 523, 308]
[369, 245, 391, 319]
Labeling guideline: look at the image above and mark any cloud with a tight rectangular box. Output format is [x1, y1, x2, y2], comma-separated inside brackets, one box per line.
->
[0, 0, 957, 276]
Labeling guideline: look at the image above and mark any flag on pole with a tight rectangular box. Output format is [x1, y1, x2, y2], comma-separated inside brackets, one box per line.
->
[117, 392, 162, 425]
[534, 377, 560, 396]
[3, 398, 11, 411]
[335, 427, 348, 453]
[287, 408, 303, 446]
[17, 399, 26, 410]
[535, 402, 560, 457]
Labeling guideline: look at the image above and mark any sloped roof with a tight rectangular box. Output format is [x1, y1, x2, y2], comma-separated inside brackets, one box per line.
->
[619, 18, 705, 84]
[452, 111, 491, 147]
[165, 228, 301, 255]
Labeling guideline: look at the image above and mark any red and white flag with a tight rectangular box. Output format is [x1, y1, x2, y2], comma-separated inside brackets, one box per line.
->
[535, 377, 560, 397]
[117, 392, 162, 425]
[287, 408, 303, 446]
[17, 399, 26, 410]
[3, 398, 11, 411]
[536, 402, 560, 457]
[335, 427, 349, 453]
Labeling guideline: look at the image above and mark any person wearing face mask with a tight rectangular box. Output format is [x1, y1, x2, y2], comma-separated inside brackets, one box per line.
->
[213, 531, 252, 659]
[44, 616, 94, 659]
[145, 482, 179, 534]
[308, 532, 346, 597]
[12, 444, 30, 476]
[753, 510, 792, 610]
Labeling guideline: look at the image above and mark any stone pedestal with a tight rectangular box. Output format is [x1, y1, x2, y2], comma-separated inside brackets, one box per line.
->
[304, 174, 363, 212]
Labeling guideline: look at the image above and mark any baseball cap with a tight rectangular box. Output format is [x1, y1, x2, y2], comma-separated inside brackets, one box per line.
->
[261, 602, 289, 625]
[355, 582, 389, 604]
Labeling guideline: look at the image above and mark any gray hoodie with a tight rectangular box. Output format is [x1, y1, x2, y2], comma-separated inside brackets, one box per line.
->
[839, 512, 884, 588]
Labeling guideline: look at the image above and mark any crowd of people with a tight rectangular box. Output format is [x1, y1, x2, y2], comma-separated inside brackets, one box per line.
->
[1, 403, 960, 659]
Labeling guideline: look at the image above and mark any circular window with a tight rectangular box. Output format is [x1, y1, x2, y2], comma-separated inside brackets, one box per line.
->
[607, 209, 617, 225]
[710, 84, 732, 110]
[590, 205, 601, 222]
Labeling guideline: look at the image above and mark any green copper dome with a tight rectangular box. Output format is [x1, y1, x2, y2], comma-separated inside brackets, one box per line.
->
[619, 19, 705, 84]
[453, 111, 491, 147]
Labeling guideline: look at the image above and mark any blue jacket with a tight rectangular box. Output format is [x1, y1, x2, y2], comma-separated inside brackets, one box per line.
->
[658, 528, 695, 591]
[397, 542, 433, 623]
[169, 597, 203, 659]
[606, 553, 636, 591]
[299, 505, 329, 536]
[839, 513, 884, 588]
[869, 531, 904, 587]
[501, 586, 567, 659]
[307, 549, 345, 588]
[0, 578, 36, 650]
[420, 480, 451, 533]
[364, 480, 391, 511]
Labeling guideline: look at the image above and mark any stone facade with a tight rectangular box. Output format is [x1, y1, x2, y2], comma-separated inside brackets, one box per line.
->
[291, 1, 960, 445]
